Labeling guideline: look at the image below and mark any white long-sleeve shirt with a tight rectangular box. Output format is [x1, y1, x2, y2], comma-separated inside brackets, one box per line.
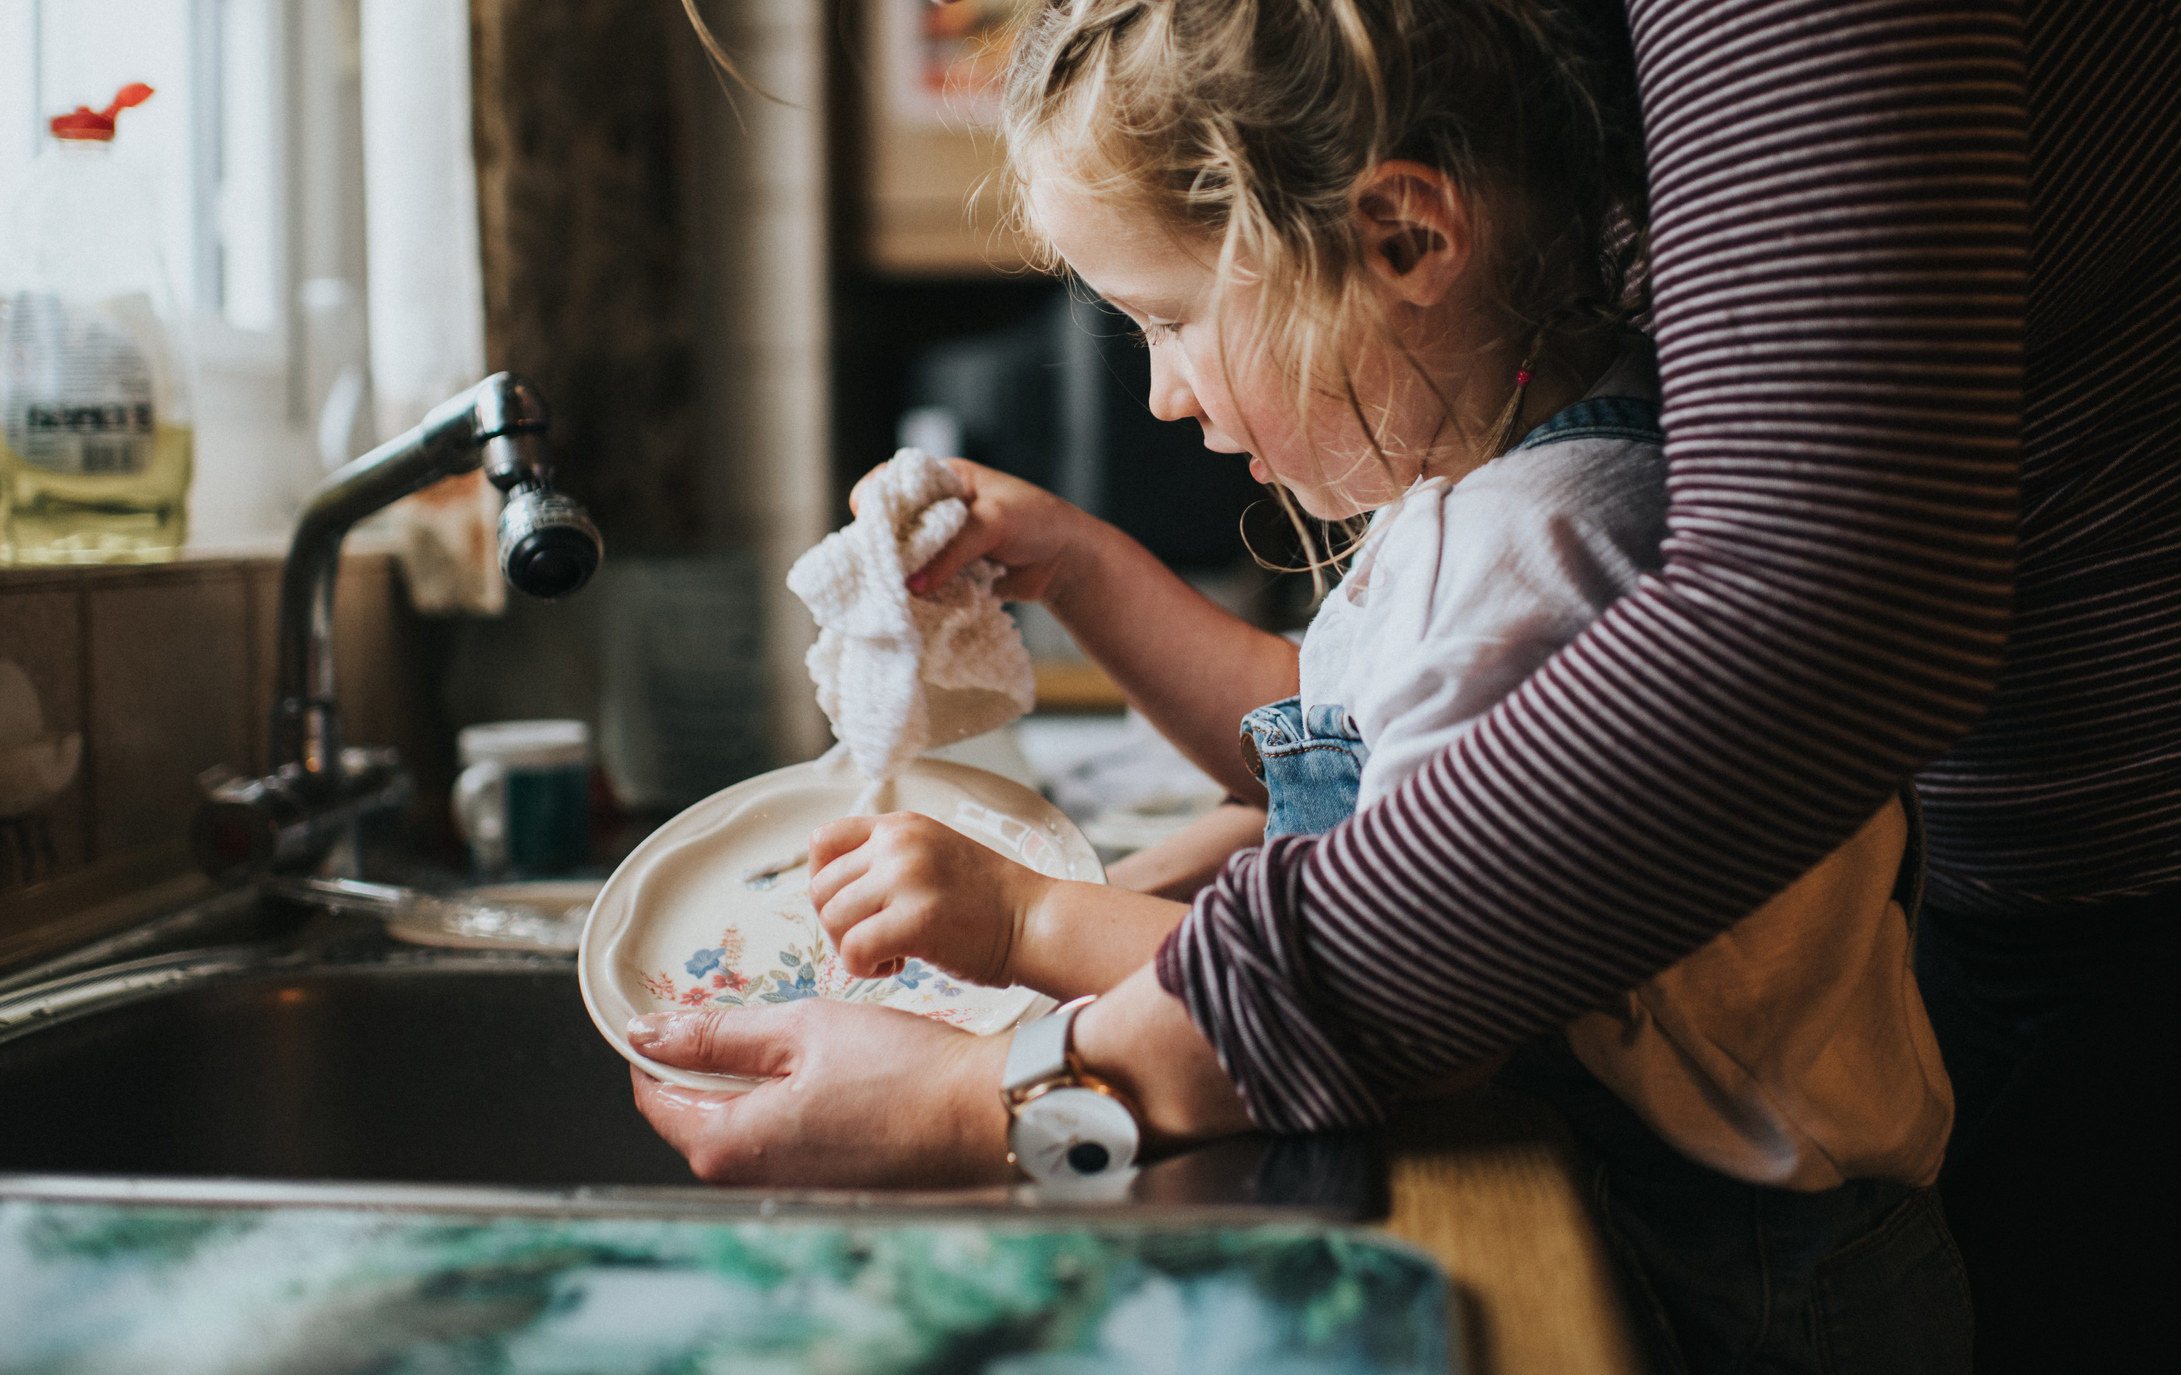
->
[1301, 348, 1669, 811]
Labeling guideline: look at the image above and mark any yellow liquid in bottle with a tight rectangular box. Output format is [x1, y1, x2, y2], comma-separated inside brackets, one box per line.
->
[1, 422, 193, 563]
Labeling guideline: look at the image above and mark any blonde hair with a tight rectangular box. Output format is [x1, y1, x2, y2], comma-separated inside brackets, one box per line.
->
[1001, 0, 1647, 577]
[680, 0, 785, 109]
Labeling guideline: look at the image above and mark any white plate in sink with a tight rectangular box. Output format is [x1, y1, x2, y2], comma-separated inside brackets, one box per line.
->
[383, 880, 600, 951]
[578, 751, 1096, 1092]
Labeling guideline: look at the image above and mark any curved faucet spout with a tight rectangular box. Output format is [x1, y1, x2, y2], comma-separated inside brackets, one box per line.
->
[195, 374, 602, 884]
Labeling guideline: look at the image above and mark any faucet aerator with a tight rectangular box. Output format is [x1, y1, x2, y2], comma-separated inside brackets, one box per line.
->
[498, 488, 603, 600]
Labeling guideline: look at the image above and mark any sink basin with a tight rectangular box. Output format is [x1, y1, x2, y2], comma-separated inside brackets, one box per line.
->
[0, 890, 1381, 1217]
[0, 957, 694, 1185]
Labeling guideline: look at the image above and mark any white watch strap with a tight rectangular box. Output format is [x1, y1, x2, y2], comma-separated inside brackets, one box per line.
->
[1003, 994, 1096, 1096]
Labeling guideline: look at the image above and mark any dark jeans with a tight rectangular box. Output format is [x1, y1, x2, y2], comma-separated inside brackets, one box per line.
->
[1499, 1040, 1972, 1375]
[1913, 892, 2181, 1373]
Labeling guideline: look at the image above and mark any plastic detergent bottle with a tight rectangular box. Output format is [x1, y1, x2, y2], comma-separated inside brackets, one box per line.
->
[0, 83, 195, 563]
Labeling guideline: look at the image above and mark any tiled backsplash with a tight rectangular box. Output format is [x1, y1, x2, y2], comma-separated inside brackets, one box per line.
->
[0, 550, 420, 961]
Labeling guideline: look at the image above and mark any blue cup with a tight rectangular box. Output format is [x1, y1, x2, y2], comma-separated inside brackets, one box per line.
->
[454, 720, 591, 875]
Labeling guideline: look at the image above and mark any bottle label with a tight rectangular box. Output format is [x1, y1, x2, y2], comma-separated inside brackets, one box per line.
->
[2, 292, 158, 477]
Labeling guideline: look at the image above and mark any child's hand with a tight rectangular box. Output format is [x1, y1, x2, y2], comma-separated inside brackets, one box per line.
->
[849, 458, 1097, 604]
[807, 811, 1053, 990]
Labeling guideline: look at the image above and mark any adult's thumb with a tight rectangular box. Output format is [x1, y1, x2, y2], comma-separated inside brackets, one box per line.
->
[628, 1006, 796, 1079]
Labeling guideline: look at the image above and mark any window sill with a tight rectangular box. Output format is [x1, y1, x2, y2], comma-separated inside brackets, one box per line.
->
[0, 531, 397, 590]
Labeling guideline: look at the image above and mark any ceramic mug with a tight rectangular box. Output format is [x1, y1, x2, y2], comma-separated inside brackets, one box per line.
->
[453, 720, 591, 875]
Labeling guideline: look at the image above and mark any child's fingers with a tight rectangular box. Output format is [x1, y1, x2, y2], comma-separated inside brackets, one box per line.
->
[904, 519, 994, 597]
[845, 462, 894, 518]
[809, 815, 879, 887]
[837, 910, 926, 980]
[812, 871, 890, 948]
[904, 461, 992, 594]
[807, 846, 871, 915]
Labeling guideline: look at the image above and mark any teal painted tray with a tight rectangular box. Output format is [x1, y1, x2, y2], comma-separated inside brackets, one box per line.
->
[0, 1200, 1451, 1373]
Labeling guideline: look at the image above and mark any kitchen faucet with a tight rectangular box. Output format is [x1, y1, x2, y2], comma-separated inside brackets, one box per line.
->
[192, 373, 603, 883]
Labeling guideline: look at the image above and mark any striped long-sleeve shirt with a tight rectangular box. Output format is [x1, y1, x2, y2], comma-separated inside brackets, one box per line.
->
[1157, 0, 2181, 1133]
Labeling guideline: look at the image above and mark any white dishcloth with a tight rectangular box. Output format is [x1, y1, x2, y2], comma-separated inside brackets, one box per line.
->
[786, 448, 1036, 786]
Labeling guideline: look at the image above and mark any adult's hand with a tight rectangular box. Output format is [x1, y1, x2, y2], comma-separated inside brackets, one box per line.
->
[628, 965, 1254, 1185]
[628, 999, 1016, 1188]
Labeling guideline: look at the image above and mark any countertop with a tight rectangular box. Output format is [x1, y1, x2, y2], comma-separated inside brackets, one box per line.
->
[0, 1095, 1640, 1375]
[1380, 1090, 1640, 1375]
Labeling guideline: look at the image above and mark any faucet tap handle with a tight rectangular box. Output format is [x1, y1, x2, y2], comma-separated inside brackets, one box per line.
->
[472, 373, 552, 491]
[191, 750, 413, 884]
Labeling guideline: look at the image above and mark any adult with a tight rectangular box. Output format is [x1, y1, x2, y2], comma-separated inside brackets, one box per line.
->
[638, 2, 2176, 1369]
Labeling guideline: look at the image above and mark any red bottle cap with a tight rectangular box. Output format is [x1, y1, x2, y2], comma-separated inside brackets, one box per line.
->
[50, 83, 155, 142]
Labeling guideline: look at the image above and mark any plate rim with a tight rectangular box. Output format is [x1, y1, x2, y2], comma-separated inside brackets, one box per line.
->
[578, 753, 1097, 1092]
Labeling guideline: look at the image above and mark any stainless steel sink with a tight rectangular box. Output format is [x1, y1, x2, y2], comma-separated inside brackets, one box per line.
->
[0, 887, 1381, 1215]
[0, 951, 693, 1186]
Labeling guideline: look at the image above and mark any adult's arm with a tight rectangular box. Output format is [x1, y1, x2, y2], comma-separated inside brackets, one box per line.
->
[1160, 0, 2031, 1130]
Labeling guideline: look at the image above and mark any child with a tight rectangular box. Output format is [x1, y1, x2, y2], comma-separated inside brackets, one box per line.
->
[807, 1, 1965, 1370]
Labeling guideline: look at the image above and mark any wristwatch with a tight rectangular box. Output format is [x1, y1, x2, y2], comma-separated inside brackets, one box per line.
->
[1002, 995, 1142, 1187]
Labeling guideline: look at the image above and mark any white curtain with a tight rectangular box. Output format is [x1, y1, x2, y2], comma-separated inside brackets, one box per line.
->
[359, 0, 484, 436]
[357, 0, 500, 613]
[358, 0, 486, 438]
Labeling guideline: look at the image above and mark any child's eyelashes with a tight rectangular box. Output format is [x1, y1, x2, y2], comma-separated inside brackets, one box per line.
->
[1128, 320, 1181, 348]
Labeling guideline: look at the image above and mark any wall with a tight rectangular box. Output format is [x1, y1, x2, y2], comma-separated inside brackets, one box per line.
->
[469, 0, 706, 555]
[461, 0, 833, 767]
[0, 551, 423, 966]
[687, 0, 833, 764]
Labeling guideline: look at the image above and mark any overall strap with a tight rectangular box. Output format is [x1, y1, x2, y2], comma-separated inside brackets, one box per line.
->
[1511, 394, 1664, 451]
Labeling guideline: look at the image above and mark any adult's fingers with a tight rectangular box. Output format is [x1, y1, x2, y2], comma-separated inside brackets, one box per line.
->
[629, 1065, 754, 1180]
[628, 1004, 802, 1078]
[629, 1001, 1010, 1188]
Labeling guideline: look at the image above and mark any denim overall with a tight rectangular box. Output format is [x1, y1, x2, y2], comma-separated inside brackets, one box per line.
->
[1240, 391, 1970, 1375]
[1239, 699, 1369, 838]
[1241, 394, 1669, 840]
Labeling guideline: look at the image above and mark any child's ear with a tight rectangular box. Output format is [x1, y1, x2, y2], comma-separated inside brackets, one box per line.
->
[1353, 161, 1470, 307]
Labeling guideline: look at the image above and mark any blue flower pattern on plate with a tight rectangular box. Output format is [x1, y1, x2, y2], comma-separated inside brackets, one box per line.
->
[761, 951, 821, 1002]
[660, 933, 976, 1016]
[684, 947, 725, 979]
[892, 960, 963, 997]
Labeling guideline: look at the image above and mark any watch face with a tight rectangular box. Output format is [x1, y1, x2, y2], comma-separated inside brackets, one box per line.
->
[1010, 1087, 1140, 1183]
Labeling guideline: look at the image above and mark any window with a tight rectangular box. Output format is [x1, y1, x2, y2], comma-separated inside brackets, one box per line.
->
[1, 0, 372, 547]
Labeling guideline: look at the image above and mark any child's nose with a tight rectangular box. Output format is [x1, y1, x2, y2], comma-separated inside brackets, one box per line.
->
[1145, 347, 1202, 425]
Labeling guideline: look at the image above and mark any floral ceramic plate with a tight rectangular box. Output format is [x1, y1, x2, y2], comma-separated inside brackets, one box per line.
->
[579, 751, 1098, 1091]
